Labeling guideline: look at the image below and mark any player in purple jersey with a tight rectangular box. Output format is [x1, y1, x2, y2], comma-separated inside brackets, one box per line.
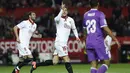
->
[83, 0, 121, 73]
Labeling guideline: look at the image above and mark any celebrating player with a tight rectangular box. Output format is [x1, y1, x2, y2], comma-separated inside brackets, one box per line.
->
[53, 2, 80, 73]
[12, 11, 37, 73]
[30, 2, 80, 73]
[83, 0, 121, 73]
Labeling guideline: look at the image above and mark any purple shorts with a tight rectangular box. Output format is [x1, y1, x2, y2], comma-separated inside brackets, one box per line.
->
[86, 44, 109, 62]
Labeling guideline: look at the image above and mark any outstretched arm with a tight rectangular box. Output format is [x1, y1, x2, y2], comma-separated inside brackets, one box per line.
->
[54, 2, 65, 22]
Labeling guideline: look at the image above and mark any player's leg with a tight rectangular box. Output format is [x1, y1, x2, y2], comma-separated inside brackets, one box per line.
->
[27, 55, 36, 69]
[12, 44, 33, 73]
[32, 50, 58, 66]
[30, 60, 54, 73]
[96, 45, 110, 73]
[19, 45, 34, 66]
[30, 52, 59, 73]
[30, 50, 58, 73]
[32, 51, 58, 67]
[62, 55, 73, 73]
[87, 49, 98, 73]
[57, 45, 73, 73]
[12, 57, 24, 73]
[12, 55, 33, 73]
[53, 42, 64, 65]
[19, 48, 36, 73]
[53, 55, 59, 65]
[97, 60, 109, 73]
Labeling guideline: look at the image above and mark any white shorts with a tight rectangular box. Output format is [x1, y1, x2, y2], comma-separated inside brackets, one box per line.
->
[108, 51, 111, 58]
[106, 47, 111, 59]
[17, 43, 32, 57]
[53, 42, 68, 57]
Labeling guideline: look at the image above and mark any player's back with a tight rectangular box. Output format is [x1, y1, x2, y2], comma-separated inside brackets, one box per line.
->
[83, 9, 107, 48]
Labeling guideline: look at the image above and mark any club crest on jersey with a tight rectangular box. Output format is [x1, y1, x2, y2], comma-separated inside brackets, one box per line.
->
[64, 23, 71, 29]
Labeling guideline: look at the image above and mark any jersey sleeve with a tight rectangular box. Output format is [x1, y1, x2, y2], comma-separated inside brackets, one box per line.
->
[17, 21, 25, 29]
[71, 18, 76, 30]
[34, 24, 37, 31]
[83, 12, 87, 28]
[71, 18, 79, 38]
[54, 9, 63, 24]
[99, 12, 107, 28]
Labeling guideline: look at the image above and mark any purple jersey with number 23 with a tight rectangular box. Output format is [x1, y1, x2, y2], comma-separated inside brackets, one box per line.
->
[83, 9, 109, 61]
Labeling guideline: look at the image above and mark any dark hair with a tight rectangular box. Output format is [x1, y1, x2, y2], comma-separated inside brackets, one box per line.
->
[90, 0, 99, 8]
[22, 11, 34, 20]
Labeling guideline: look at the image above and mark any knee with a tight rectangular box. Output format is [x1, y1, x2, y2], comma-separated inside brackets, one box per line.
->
[53, 60, 58, 65]
[64, 58, 70, 62]
[104, 60, 110, 66]
[52, 55, 59, 65]
[63, 56, 70, 62]
[27, 55, 33, 58]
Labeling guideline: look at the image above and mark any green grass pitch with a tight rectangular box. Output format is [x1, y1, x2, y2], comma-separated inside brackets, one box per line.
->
[0, 63, 130, 73]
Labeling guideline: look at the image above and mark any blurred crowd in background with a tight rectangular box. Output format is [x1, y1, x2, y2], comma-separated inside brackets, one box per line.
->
[0, 0, 130, 8]
[0, 0, 130, 39]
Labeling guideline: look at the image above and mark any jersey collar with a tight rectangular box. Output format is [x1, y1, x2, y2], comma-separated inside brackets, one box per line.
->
[91, 9, 98, 10]
[61, 16, 68, 21]
[28, 18, 34, 25]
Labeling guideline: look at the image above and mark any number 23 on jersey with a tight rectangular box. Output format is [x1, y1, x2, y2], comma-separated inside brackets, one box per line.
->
[85, 19, 96, 34]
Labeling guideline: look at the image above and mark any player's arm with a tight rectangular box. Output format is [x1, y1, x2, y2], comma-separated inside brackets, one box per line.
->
[32, 30, 42, 38]
[100, 12, 121, 48]
[82, 12, 88, 41]
[83, 27, 87, 40]
[71, 18, 80, 42]
[13, 26, 20, 43]
[103, 27, 118, 43]
[54, 2, 65, 22]
[102, 25, 120, 49]
[14, 21, 25, 43]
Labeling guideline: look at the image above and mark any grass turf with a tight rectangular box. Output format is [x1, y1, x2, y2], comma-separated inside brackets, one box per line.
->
[0, 63, 129, 73]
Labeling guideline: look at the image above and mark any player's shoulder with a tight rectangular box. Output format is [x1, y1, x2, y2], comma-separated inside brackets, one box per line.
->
[19, 20, 27, 24]
[97, 10, 105, 16]
[83, 9, 104, 16]
[21, 20, 28, 23]
[34, 23, 37, 26]
[68, 16, 74, 21]
[68, 16, 73, 19]
[84, 11, 89, 17]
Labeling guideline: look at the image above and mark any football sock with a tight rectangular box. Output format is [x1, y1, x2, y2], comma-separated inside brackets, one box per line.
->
[90, 67, 97, 73]
[30, 60, 53, 73]
[12, 58, 33, 73]
[36, 60, 53, 67]
[24, 58, 33, 64]
[17, 58, 33, 69]
[65, 62, 73, 73]
[12, 62, 23, 73]
[97, 64, 108, 73]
